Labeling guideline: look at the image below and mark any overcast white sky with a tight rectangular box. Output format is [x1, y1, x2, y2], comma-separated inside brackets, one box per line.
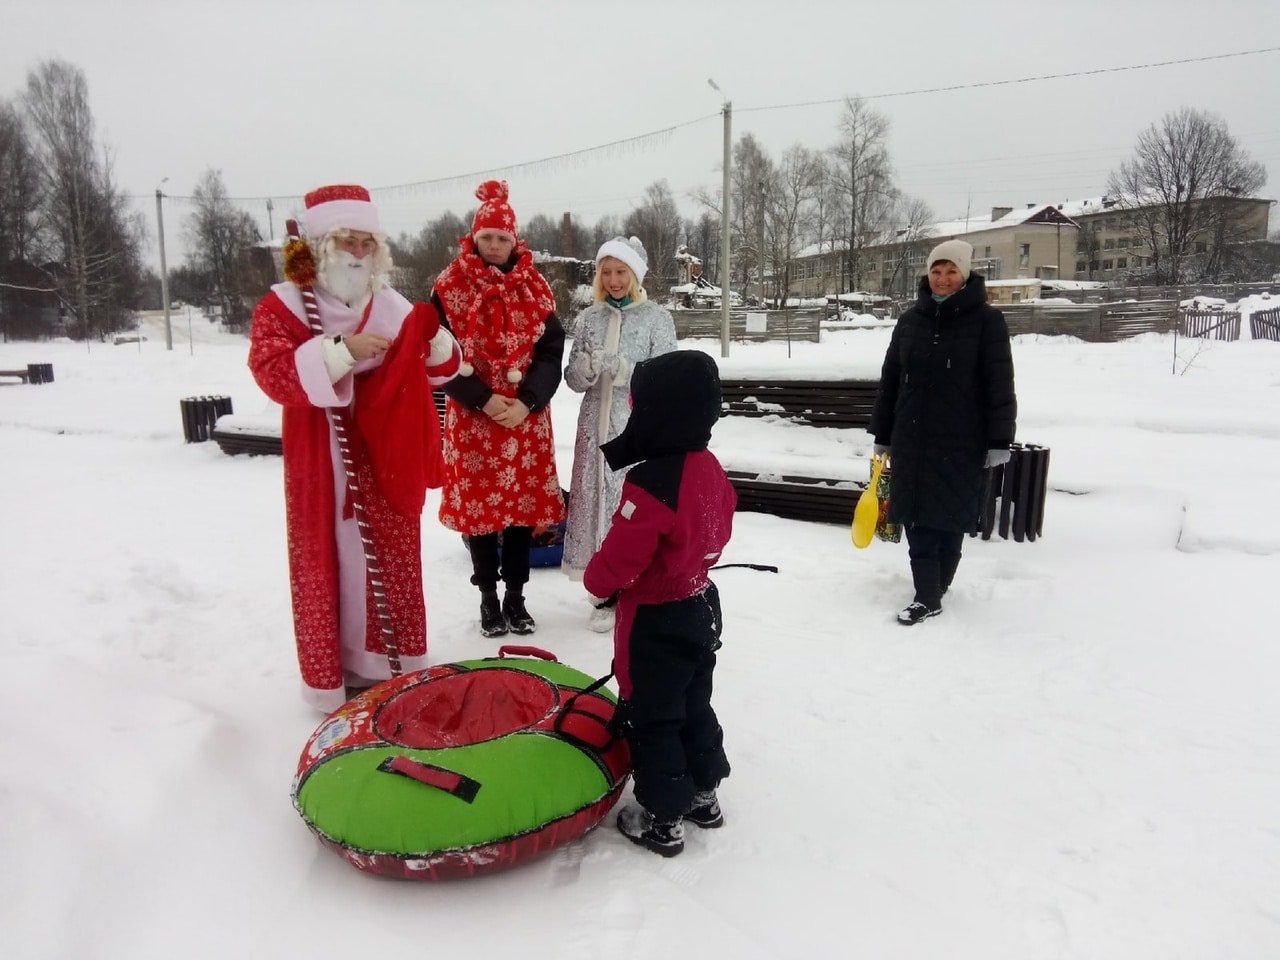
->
[2, 0, 1278, 265]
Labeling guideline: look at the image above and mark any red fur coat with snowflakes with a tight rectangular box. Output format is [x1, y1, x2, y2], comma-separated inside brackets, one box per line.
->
[431, 239, 565, 535]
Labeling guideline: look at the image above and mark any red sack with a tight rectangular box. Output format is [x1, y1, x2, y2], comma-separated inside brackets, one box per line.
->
[354, 302, 446, 517]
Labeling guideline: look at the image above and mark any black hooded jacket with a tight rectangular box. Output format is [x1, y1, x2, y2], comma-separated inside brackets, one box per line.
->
[868, 273, 1017, 533]
[601, 350, 721, 472]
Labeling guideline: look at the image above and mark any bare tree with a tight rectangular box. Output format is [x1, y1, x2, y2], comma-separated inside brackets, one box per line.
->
[810, 156, 845, 264]
[691, 133, 774, 295]
[521, 213, 562, 256]
[184, 168, 262, 327]
[21, 59, 143, 339]
[882, 196, 936, 299]
[622, 180, 682, 284]
[829, 96, 896, 292]
[0, 98, 48, 340]
[389, 210, 469, 301]
[0, 99, 42, 265]
[1107, 107, 1266, 283]
[690, 210, 719, 282]
[766, 144, 825, 304]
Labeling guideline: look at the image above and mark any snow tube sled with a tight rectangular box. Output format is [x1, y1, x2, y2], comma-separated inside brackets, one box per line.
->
[291, 646, 630, 880]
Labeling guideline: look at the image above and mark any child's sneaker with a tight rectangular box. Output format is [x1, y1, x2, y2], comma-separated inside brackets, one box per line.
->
[685, 790, 724, 829]
[897, 600, 941, 625]
[616, 804, 684, 857]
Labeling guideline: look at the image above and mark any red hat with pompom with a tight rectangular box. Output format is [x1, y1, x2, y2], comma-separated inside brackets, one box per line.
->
[303, 184, 381, 238]
[470, 180, 518, 238]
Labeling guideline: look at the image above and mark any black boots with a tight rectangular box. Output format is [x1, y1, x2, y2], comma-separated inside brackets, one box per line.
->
[899, 559, 943, 626]
[617, 804, 685, 857]
[940, 555, 961, 596]
[502, 587, 535, 635]
[479, 588, 507, 638]
[685, 790, 724, 829]
[478, 586, 535, 637]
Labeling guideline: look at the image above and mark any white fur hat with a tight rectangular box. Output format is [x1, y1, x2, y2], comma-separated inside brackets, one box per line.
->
[927, 239, 973, 278]
[596, 235, 648, 284]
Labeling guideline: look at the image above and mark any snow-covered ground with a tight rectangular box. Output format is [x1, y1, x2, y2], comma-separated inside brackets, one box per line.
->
[2, 303, 1279, 960]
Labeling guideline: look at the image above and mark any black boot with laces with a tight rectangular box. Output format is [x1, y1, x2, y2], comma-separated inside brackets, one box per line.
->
[479, 589, 508, 638]
[685, 789, 724, 829]
[502, 588, 536, 635]
[897, 600, 942, 625]
[617, 804, 684, 857]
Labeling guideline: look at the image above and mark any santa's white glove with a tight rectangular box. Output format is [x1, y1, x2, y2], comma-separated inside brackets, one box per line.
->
[984, 447, 1012, 468]
[321, 335, 356, 383]
[427, 328, 455, 367]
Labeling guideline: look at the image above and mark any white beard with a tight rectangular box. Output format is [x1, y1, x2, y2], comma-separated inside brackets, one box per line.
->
[318, 251, 374, 307]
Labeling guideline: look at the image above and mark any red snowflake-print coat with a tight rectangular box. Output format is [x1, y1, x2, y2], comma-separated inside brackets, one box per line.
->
[248, 282, 459, 712]
[431, 239, 566, 535]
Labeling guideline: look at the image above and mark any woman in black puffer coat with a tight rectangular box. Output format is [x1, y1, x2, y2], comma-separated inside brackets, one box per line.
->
[869, 239, 1016, 625]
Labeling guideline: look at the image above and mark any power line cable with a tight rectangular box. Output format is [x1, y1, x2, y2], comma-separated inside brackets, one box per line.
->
[137, 47, 1277, 205]
[739, 47, 1280, 113]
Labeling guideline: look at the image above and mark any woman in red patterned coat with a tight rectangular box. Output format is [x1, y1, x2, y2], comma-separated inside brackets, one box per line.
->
[248, 184, 460, 713]
[430, 180, 566, 638]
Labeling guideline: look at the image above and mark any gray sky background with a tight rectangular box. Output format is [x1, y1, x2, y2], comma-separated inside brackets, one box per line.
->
[3, 0, 1278, 266]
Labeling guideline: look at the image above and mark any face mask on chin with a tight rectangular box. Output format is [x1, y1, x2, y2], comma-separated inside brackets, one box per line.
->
[319, 250, 374, 306]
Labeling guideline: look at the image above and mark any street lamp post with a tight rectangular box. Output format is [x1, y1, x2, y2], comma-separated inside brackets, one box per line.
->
[155, 178, 173, 351]
[758, 178, 766, 305]
[708, 79, 732, 358]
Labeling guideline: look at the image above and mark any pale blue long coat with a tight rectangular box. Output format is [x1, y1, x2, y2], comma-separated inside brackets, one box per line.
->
[561, 296, 678, 577]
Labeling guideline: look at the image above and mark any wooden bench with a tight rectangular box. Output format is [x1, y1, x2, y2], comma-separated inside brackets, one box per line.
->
[211, 423, 283, 456]
[0, 368, 31, 384]
[719, 378, 880, 429]
[727, 470, 862, 526]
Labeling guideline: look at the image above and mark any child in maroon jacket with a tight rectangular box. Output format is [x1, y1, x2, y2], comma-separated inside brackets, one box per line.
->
[584, 349, 737, 857]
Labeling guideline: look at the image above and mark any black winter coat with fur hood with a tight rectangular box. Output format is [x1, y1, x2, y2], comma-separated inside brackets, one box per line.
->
[869, 273, 1016, 533]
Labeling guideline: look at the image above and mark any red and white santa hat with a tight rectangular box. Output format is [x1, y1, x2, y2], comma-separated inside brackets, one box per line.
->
[471, 180, 518, 238]
[303, 184, 382, 238]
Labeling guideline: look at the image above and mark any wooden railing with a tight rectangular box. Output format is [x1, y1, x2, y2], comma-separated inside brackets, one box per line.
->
[672, 308, 823, 343]
[1251, 307, 1280, 342]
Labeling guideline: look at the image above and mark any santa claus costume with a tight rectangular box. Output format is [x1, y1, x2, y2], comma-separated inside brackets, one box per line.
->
[430, 180, 566, 637]
[248, 184, 460, 712]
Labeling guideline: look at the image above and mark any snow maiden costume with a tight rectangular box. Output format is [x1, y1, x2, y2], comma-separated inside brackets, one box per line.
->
[248, 184, 460, 712]
[562, 236, 677, 579]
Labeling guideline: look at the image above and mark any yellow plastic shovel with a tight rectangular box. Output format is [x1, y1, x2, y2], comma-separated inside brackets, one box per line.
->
[852, 453, 885, 549]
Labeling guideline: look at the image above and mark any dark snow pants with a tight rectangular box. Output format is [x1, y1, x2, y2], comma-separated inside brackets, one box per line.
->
[467, 526, 533, 590]
[622, 584, 731, 822]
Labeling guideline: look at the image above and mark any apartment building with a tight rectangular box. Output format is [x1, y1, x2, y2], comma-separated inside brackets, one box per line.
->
[786, 194, 1273, 297]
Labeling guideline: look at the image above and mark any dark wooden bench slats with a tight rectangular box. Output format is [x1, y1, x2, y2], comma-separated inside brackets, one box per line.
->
[719, 379, 879, 429]
[726, 470, 862, 526]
